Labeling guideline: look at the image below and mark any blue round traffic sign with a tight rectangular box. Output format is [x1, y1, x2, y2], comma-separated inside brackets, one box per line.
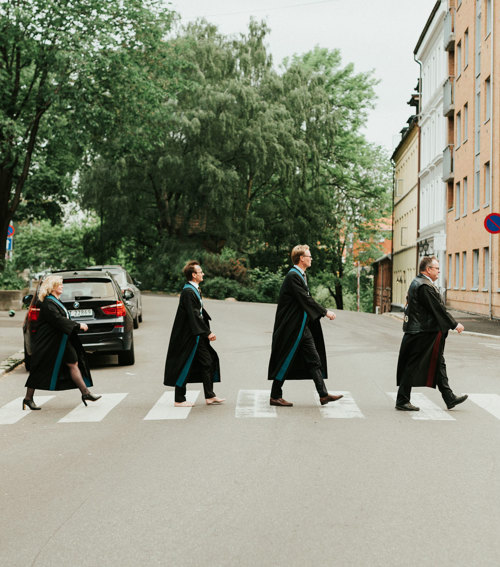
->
[484, 213, 500, 234]
[7, 224, 14, 237]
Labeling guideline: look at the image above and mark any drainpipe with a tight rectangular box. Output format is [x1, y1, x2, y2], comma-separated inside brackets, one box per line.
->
[414, 53, 423, 274]
[489, 0, 494, 319]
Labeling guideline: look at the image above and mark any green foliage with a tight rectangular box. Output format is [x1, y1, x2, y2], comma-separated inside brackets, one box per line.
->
[3, 7, 392, 310]
[12, 221, 94, 274]
[0, 0, 175, 266]
[0, 263, 26, 290]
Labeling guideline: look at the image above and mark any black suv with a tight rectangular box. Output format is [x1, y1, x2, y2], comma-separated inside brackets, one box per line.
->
[23, 270, 135, 368]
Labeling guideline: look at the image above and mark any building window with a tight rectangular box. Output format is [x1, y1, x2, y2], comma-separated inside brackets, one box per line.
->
[484, 162, 491, 205]
[486, 0, 492, 35]
[456, 111, 461, 147]
[463, 176, 468, 215]
[457, 41, 462, 76]
[473, 249, 479, 289]
[485, 77, 491, 121]
[401, 226, 407, 247]
[455, 182, 461, 218]
[475, 91, 481, 153]
[464, 29, 469, 67]
[464, 103, 468, 140]
[396, 179, 403, 197]
[462, 251, 467, 289]
[474, 170, 480, 210]
[455, 253, 460, 289]
[448, 254, 452, 289]
[484, 247, 490, 289]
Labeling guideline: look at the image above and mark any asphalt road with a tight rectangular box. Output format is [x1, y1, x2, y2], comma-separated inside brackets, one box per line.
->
[1, 294, 500, 567]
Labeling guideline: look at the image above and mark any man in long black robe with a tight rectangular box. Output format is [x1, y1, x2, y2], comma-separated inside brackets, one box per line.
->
[164, 261, 224, 407]
[396, 256, 468, 411]
[267, 244, 343, 407]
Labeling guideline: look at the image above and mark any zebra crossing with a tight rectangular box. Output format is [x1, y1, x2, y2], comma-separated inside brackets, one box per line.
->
[1, 390, 500, 424]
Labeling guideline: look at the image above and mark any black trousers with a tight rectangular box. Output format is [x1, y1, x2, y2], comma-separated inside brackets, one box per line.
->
[271, 327, 328, 399]
[175, 337, 216, 402]
[396, 353, 454, 406]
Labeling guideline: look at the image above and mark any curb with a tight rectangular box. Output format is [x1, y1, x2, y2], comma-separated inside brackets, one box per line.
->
[0, 350, 25, 377]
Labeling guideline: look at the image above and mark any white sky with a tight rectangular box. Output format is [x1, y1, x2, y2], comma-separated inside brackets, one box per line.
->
[171, 0, 438, 151]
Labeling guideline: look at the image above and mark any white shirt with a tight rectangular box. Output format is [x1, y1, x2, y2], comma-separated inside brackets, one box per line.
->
[189, 281, 199, 289]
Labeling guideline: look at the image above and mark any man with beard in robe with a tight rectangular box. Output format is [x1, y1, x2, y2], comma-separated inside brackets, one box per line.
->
[395, 255, 468, 411]
[267, 244, 343, 407]
[164, 261, 225, 407]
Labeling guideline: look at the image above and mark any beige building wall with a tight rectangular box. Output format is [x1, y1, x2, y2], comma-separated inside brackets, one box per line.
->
[446, 0, 499, 316]
[392, 121, 419, 307]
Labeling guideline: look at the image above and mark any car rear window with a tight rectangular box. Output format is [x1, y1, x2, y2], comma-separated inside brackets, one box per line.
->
[109, 271, 127, 286]
[61, 278, 116, 300]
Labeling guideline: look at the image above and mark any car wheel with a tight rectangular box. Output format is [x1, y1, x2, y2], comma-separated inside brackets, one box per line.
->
[133, 315, 139, 329]
[138, 312, 143, 323]
[118, 339, 135, 366]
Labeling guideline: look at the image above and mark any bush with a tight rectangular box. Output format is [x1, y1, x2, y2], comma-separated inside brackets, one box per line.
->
[0, 263, 26, 290]
[201, 248, 248, 283]
[248, 268, 282, 302]
[12, 220, 93, 274]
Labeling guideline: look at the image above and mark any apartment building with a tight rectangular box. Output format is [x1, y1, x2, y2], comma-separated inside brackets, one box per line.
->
[445, 0, 500, 317]
[415, 0, 449, 291]
[392, 115, 419, 309]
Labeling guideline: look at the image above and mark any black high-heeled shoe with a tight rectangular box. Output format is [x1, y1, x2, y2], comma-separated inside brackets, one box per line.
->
[82, 392, 102, 406]
[22, 399, 41, 410]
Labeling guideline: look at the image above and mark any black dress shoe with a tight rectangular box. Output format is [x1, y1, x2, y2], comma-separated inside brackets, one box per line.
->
[82, 392, 102, 406]
[320, 394, 344, 405]
[446, 394, 468, 410]
[395, 402, 420, 411]
[270, 398, 293, 407]
[22, 399, 41, 410]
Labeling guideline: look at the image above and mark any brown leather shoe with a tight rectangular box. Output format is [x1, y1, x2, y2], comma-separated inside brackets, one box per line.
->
[270, 398, 293, 407]
[319, 394, 343, 405]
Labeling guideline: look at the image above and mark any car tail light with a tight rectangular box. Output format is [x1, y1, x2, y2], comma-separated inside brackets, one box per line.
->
[101, 302, 127, 317]
[28, 307, 40, 321]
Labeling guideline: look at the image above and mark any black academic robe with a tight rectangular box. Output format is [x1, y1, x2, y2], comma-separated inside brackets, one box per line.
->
[268, 267, 327, 381]
[164, 284, 220, 388]
[396, 280, 457, 389]
[25, 296, 93, 391]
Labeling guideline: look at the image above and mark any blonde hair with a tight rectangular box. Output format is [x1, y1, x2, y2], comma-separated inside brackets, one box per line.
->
[291, 245, 310, 265]
[39, 275, 63, 301]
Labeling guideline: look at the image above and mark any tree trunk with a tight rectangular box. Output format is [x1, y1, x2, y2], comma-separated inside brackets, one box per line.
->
[0, 169, 14, 272]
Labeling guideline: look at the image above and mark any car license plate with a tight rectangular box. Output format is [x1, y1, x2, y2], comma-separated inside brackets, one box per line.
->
[69, 309, 93, 318]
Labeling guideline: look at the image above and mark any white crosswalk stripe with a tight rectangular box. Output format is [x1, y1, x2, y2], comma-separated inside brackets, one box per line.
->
[468, 394, 500, 419]
[0, 396, 55, 424]
[3, 391, 500, 424]
[144, 390, 200, 420]
[315, 391, 365, 418]
[387, 392, 455, 420]
[235, 390, 277, 418]
[59, 393, 128, 423]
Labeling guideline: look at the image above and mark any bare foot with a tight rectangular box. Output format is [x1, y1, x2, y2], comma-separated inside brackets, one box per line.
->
[174, 401, 194, 407]
[206, 397, 226, 405]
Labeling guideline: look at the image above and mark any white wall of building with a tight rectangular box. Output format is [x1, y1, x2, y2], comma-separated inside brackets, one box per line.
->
[415, 0, 448, 290]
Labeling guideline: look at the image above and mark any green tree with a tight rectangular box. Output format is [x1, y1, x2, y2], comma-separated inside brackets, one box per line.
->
[12, 220, 93, 273]
[0, 0, 173, 269]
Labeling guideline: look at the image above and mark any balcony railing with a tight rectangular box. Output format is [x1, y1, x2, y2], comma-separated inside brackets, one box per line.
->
[443, 77, 455, 116]
[444, 10, 455, 51]
[443, 144, 454, 181]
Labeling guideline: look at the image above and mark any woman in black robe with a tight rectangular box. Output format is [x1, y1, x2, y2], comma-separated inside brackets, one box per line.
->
[23, 275, 101, 410]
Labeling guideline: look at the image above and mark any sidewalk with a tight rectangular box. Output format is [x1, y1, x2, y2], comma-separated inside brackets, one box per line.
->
[0, 310, 25, 376]
[385, 308, 500, 338]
